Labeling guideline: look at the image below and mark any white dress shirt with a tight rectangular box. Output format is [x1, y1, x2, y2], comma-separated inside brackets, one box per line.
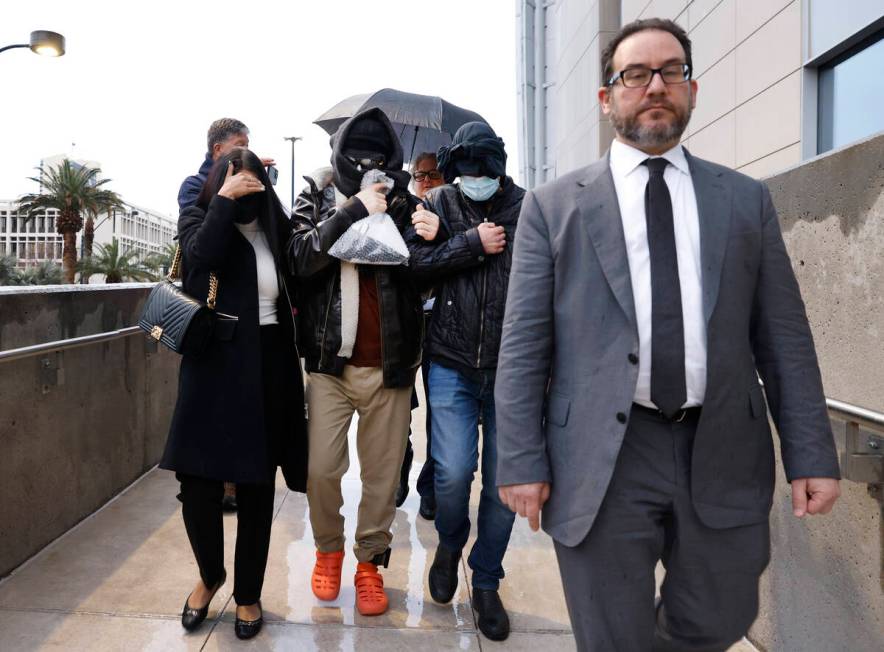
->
[609, 139, 706, 408]
[235, 219, 279, 325]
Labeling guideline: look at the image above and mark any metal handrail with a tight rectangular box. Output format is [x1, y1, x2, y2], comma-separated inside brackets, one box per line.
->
[826, 397, 884, 435]
[0, 327, 142, 364]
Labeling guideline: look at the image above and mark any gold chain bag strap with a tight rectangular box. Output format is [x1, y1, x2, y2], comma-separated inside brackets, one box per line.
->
[138, 244, 235, 355]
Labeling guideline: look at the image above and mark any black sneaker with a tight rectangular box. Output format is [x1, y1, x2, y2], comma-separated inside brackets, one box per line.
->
[428, 546, 461, 604]
[472, 588, 510, 641]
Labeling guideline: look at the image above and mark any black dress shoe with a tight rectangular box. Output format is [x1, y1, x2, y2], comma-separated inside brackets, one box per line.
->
[181, 570, 226, 631]
[418, 495, 436, 521]
[472, 588, 510, 641]
[235, 601, 263, 640]
[396, 445, 414, 507]
[428, 546, 461, 604]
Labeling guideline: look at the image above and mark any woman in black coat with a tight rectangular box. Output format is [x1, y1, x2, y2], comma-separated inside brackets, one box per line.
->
[160, 148, 307, 640]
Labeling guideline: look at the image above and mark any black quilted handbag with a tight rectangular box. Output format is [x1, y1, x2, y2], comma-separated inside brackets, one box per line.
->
[138, 245, 236, 356]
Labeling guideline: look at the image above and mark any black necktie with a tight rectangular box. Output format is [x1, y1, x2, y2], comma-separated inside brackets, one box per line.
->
[643, 158, 686, 418]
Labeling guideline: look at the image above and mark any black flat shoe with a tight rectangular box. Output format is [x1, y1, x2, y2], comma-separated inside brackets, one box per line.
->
[419, 495, 436, 520]
[235, 601, 263, 640]
[181, 570, 227, 631]
[428, 545, 461, 604]
[472, 588, 510, 641]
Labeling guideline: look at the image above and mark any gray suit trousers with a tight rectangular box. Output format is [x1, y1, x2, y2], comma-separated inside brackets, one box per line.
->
[555, 406, 770, 652]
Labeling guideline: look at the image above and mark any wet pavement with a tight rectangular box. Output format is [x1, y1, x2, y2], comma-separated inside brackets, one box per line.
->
[0, 386, 757, 651]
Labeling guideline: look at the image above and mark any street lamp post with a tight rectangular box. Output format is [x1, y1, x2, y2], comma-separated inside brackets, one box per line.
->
[283, 136, 302, 212]
[0, 31, 66, 57]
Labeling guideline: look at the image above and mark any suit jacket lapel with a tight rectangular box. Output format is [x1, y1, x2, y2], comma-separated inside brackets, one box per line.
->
[578, 158, 637, 328]
[686, 150, 732, 323]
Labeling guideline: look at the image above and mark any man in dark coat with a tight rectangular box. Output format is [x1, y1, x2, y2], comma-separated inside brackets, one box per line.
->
[178, 118, 276, 211]
[404, 122, 526, 642]
[287, 107, 424, 617]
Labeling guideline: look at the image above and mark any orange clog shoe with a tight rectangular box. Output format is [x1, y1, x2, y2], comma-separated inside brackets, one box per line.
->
[354, 562, 388, 616]
[311, 550, 344, 601]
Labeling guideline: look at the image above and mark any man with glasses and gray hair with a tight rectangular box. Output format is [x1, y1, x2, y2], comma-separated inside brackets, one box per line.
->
[394, 152, 447, 519]
[495, 17, 840, 651]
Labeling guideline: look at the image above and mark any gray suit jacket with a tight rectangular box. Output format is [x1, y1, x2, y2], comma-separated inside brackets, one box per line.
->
[494, 151, 840, 547]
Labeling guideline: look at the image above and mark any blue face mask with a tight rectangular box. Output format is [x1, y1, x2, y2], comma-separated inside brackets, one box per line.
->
[460, 175, 500, 202]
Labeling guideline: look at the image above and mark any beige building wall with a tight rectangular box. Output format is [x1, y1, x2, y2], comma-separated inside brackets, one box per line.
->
[519, 1, 882, 185]
[624, 0, 804, 178]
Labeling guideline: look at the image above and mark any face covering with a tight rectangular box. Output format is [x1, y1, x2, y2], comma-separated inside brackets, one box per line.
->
[460, 176, 500, 202]
[234, 193, 263, 223]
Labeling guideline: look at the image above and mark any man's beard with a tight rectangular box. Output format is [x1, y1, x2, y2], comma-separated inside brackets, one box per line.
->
[610, 95, 692, 150]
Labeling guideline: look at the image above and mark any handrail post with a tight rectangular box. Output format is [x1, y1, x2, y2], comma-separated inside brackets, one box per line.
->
[838, 417, 884, 590]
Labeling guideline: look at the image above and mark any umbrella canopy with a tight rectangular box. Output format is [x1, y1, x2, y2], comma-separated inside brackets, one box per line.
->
[313, 88, 487, 164]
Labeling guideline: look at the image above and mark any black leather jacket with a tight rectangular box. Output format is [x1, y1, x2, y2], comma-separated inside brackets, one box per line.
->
[287, 179, 423, 388]
[405, 177, 525, 373]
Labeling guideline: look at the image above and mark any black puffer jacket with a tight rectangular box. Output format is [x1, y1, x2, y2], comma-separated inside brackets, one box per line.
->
[405, 177, 525, 373]
[287, 109, 423, 388]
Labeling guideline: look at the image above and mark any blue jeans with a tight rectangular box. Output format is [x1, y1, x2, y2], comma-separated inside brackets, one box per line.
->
[429, 362, 516, 590]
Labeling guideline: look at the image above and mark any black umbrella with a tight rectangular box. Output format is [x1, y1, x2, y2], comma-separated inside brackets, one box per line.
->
[314, 88, 488, 164]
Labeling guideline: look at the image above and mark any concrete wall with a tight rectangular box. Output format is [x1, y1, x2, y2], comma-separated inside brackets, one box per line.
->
[0, 285, 180, 577]
[749, 133, 884, 651]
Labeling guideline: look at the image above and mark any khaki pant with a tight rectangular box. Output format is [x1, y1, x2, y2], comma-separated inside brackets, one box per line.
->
[306, 365, 412, 562]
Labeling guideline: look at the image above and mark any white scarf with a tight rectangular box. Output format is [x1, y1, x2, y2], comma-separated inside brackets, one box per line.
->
[334, 186, 360, 359]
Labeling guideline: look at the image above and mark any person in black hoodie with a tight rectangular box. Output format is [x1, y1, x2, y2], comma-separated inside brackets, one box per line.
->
[404, 122, 526, 642]
[162, 147, 307, 640]
[287, 107, 424, 617]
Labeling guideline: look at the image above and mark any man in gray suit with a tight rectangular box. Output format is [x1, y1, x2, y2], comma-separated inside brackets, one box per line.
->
[495, 18, 841, 652]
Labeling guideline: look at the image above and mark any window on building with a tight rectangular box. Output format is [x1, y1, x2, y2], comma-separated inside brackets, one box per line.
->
[817, 29, 884, 154]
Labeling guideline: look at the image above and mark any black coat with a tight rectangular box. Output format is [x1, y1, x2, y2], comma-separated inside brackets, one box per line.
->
[405, 177, 526, 373]
[287, 108, 424, 389]
[288, 182, 423, 388]
[160, 195, 308, 489]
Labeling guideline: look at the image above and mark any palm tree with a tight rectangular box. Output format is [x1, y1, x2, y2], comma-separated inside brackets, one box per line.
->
[9, 261, 63, 286]
[0, 254, 17, 285]
[77, 238, 153, 283]
[142, 242, 177, 279]
[17, 160, 124, 284]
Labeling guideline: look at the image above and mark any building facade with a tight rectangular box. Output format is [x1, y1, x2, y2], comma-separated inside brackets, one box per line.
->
[517, 0, 884, 187]
[0, 202, 63, 266]
[1, 155, 175, 269]
[0, 201, 175, 268]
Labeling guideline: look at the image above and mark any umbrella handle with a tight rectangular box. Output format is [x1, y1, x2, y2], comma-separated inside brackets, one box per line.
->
[408, 125, 419, 166]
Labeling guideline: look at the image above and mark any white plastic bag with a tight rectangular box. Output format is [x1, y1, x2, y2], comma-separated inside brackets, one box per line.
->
[328, 170, 410, 265]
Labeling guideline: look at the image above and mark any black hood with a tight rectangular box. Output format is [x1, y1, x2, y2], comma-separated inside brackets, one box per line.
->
[437, 121, 507, 184]
[330, 107, 412, 198]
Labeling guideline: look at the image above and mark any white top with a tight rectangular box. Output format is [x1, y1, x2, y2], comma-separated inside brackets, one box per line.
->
[235, 219, 279, 326]
[609, 139, 706, 408]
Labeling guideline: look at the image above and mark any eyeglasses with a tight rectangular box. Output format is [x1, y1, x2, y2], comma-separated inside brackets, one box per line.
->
[607, 63, 692, 88]
[346, 156, 386, 171]
[412, 170, 443, 182]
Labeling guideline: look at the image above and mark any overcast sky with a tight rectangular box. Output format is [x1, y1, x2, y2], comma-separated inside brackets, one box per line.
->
[2, 0, 519, 219]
